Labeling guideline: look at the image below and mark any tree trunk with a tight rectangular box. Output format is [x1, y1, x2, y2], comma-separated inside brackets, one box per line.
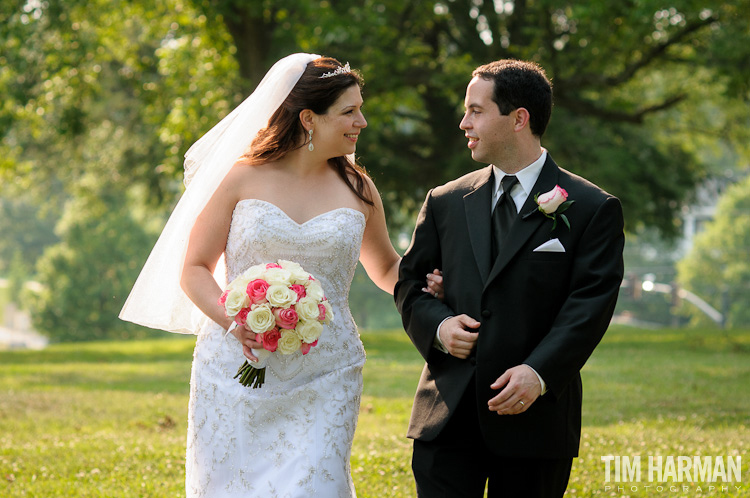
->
[222, 4, 275, 92]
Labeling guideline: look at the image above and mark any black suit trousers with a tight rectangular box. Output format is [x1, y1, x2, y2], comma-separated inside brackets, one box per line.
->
[412, 378, 572, 498]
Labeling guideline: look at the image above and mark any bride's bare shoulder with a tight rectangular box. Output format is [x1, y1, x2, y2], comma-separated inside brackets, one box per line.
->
[221, 159, 281, 200]
[227, 159, 276, 183]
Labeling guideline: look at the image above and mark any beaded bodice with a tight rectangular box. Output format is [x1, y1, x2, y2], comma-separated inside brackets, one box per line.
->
[186, 198, 367, 497]
[224, 199, 367, 380]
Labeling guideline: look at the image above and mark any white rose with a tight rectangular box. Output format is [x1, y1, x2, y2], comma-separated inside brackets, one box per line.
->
[296, 319, 323, 343]
[230, 264, 265, 291]
[228, 276, 249, 292]
[278, 260, 311, 284]
[247, 304, 276, 333]
[242, 263, 265, 281]
[224, 288, 249, 317]
[245, 263, 266, 278]
[266, 284, 298, 308]
[277, 329, 302, 355]
[305, 280, 325, 301]
[263, 267, 293, 286]
[321, 299, 334, 324]
[295, 297, 321, 321]
[537, 185, 568, 214]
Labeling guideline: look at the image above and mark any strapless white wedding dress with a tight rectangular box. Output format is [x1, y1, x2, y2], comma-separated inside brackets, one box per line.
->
[186, 199, 366, 498]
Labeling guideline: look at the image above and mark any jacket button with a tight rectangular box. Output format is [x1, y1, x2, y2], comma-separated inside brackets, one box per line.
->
[469, 358, 477, 366]
[481, 309, 491, 318]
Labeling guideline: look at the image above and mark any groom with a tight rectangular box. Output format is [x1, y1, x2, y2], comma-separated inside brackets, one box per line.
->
[394, 59, 625, 497]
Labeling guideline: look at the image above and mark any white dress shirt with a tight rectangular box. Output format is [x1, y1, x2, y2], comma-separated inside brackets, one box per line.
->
[491, 150, 547, 213]
[434, 150, 548, 395]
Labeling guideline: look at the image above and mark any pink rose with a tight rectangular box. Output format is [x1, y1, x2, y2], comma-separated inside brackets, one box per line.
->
[218, 290, 229, 306]
[537, 185, 568, 214]
[262, 328, 281, 352]
[266, 263, 282, 269]
[300, 340, 318, 355]
[246, 279, 270, 304]
[318, 304, 327, 321]
[290, 284, 306, 300]
[235, 307, 251, 325]
[273, 307, 299, 329]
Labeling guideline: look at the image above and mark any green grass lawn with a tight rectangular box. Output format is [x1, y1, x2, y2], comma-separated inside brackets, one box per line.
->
[1, 326, 748, 497]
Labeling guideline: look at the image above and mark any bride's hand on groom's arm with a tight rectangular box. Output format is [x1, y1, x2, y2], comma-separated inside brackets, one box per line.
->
[422, 269, 445, 301]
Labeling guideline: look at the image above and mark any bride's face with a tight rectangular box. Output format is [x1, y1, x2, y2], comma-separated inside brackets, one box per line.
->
[315, 85, 367, 157]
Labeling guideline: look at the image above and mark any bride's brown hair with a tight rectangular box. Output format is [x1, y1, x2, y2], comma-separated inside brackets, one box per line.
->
[243, 57, 373, 206]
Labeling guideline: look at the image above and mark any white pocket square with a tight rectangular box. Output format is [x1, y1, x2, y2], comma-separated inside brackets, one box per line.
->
[533, 238, 565, 253]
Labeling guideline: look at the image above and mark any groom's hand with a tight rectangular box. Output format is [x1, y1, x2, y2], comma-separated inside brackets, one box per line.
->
[487, 365, 542, 415]
[438, 315, 480, 359]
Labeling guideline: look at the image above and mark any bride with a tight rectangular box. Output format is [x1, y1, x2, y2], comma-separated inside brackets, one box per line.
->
[120, 53, 442, 497]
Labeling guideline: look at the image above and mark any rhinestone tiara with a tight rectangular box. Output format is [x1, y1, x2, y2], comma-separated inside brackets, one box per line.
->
[319, 62, 351, 79]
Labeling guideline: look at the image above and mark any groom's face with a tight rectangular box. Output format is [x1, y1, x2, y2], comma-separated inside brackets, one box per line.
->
[459, 76, 515, 165]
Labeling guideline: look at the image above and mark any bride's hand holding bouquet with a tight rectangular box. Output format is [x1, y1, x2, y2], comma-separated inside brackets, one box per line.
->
[218, 259, 334, 388]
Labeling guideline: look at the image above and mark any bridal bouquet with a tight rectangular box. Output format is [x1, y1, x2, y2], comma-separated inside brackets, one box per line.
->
[219, 260, 334, 388]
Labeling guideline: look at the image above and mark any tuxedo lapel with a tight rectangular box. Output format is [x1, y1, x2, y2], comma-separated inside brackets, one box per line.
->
[463, 166, 495, 285]
[485, 157, 560, 289]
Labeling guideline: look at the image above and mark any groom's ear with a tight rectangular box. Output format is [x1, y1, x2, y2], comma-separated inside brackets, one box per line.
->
[299, 109, 315, 131]
[512, 107, 531, 133]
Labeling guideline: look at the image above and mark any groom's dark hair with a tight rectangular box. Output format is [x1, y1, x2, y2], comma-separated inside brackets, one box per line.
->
[473, 59, 553, 138]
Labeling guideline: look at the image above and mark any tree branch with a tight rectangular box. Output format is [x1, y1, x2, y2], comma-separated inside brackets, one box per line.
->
[567, 15, 717, 89]
[605, 15, 717, 87]
[555, 93, 687, 124]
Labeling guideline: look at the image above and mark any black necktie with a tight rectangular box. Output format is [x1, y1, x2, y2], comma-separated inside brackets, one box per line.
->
[491, 175, 518, 260]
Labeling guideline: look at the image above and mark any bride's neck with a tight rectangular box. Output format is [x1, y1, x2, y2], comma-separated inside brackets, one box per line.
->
[279, 149, 331, 176]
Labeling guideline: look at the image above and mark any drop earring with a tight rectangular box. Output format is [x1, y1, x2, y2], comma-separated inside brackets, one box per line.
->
[308, 129, 314, 151]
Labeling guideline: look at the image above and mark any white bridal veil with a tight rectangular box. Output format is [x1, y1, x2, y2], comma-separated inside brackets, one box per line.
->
[120, 53, 320, 334]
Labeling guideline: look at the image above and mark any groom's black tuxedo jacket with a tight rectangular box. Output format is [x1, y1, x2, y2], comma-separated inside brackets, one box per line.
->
[395, 155, 624, 459]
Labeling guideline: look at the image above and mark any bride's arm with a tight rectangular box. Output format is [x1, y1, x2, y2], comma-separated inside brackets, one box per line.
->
[181, 165, 263, 361]
[359, 177, 445, 298]
[180, 170, 240, 331]
[358, 177, 401, 294]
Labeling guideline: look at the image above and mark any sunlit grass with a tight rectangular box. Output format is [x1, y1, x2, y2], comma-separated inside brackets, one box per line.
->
[1, 327, 748, 497]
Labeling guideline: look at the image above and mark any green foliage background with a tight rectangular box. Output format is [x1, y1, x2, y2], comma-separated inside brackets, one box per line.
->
[30, 190, 155, 340]
[677, 175, 750, 327]
[2, 0, 750, 339]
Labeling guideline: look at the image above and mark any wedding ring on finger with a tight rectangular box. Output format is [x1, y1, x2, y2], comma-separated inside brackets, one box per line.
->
[518, 400, 525, 407]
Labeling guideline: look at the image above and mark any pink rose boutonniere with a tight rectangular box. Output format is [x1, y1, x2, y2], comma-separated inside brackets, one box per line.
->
[534, 185, 574, 231]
